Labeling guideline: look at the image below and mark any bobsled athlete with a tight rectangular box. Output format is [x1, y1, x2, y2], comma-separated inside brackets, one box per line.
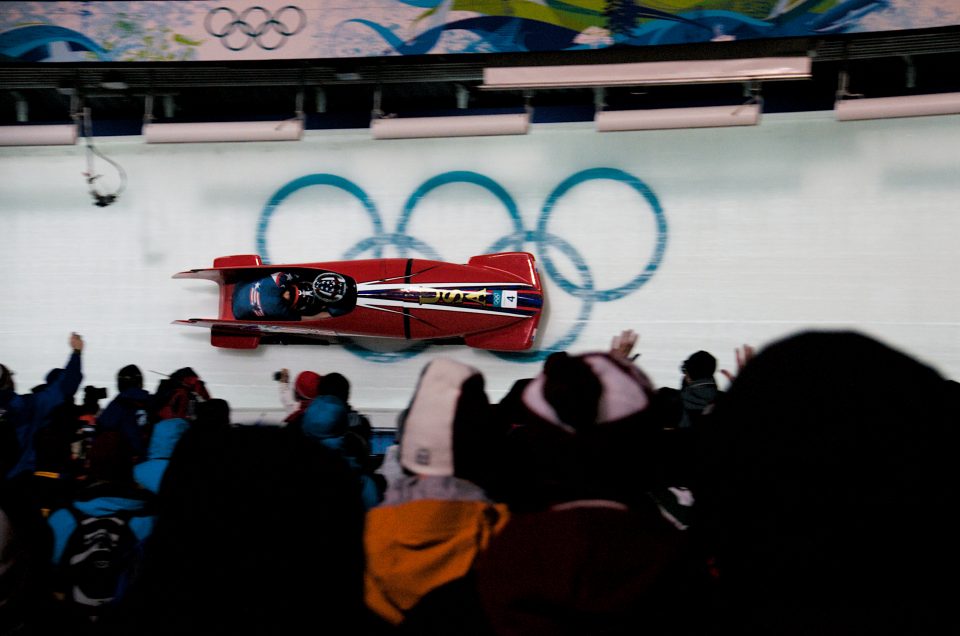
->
[232, 271, 350, 321]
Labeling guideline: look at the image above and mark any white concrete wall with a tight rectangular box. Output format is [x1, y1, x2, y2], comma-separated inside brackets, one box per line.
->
[2, 112, 959, 423]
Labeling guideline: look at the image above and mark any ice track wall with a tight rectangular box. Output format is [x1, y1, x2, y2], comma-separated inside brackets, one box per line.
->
[1, 113, 959, 422]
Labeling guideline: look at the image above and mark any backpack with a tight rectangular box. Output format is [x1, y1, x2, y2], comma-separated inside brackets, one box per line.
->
[61, 507, 141, 615]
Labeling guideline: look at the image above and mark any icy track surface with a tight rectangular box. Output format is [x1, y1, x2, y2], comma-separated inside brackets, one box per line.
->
[2, 114, 959, 424]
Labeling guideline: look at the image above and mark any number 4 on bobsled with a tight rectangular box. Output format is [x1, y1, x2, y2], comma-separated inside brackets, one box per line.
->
[173, 252, 544, 351]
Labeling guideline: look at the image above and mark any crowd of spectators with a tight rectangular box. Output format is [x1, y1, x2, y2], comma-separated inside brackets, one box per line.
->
[1, 328, 958, 635]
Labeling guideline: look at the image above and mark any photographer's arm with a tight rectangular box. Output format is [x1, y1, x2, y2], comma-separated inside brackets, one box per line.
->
[35, 333, 85, 422]
[55, 333, 84, 396]
[276, 368, 296, 413]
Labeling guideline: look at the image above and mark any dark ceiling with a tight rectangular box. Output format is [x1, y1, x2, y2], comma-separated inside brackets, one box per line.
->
[2, 25, 960, 134]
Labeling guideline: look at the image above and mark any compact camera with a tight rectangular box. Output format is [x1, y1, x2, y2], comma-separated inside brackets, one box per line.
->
[84, 385, 108, 402]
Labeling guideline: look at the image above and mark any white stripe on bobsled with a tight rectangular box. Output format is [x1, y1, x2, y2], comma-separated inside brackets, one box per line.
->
[356, 282, 533, 291]
[354, 297, 530, 318]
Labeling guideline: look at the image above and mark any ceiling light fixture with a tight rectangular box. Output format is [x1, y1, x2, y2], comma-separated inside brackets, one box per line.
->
[0, 123, 78, 146]
[595, 102, 761, 131]
[835, 92, 960, 121]
[371, 112, 530, 139]
[141, 91, 305, 143]
[482, 56, 811, 90]
[369, 83, 531, 139]
[143, 119, 305, 143]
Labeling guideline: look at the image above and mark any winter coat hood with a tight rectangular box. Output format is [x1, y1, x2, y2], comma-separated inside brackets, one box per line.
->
[364, 498, 509, 625]
[133, 417, 189, 494]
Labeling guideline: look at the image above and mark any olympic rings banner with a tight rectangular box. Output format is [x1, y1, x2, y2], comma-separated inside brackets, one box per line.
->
[1, 115, 959, 414]
[2, 1, 959, 62]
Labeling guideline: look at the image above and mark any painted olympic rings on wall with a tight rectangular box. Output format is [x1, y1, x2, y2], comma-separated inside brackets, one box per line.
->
[256, 168, 668, 362]
[205, 5, 306, 51]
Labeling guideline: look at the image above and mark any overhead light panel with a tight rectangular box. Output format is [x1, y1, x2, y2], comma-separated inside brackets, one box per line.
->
[482, 56, 811, 90]
[835, 92, 960, 121]
[142, 89, 305, 143]
[596, 103, 761, 132]
[0, 124, 78, 146]
[371, 113, 530, 140]
[143, 119, 304, 143]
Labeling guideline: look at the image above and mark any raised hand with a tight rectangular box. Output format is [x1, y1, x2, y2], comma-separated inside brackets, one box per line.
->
[610, 329, 640, 362]
[720, 344, 755, 383]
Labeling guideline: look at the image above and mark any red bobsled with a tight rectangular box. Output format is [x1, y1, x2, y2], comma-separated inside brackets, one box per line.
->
[173, 252, 544, 350]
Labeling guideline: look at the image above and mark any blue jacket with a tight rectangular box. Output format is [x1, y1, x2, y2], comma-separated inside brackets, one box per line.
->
[133, 417, 189, 494]
[97, 388, 152, 458]
[1, 351, 82, 479]
[303, 396, 381, 510]
[48, 484, 156, 565]
[232, 272, 299, 321]
[302, 395, 350, 448]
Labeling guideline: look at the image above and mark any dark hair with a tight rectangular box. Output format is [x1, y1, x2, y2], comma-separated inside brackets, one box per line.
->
[0, 363, 12, 391]
[194, 399, 231, 431]
[682, 351, 716, 380]
[317, 372, 350, 403]
[449, 372, 502, 488]
[542, 352, 602, 429]
[117, 364, 144, 392]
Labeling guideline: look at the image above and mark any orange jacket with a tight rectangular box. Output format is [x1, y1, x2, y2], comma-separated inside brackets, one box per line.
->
[364, 498, 509, 625]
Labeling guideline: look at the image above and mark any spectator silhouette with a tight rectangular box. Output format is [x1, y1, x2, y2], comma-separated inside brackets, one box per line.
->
[9, 421, 79, 520]
[132, 417, 189, 496]
[106, 424, 366, 636]
[277, 369, 322, 428]
[96, 365, 151, 461]
[696, 330, 960, 635]
[149, 367, 209, 424]
[318, 372, 373, 442]
[497, 351, 668, 510]
[364, 357, 510, 628]
[657, 350, 722, 431]
[1, 481, 75, 635]
[29, 367, 63, 394]
[193, 398, 232, 433]
[301, 394, 381, 510]
[650, 349, 724, 487]
[311, 372, 381, 502]
[131, 396, 232, 497]
[475, 350, 710, 635]
[47, 430, 155, 627]
[1, 333, 84, 480]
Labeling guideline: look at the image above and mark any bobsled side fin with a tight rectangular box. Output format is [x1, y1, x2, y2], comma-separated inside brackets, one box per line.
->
[173, 268, 225, 281]
[211, 327, 261, 349]
[464, 317, 538, 351]
[173, 319, 262, 349]
[214, 254, 262, 268]
[467, 252, 539, 288]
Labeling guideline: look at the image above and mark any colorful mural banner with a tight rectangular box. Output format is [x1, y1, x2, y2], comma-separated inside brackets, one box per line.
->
[1, 1, 959, 63]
